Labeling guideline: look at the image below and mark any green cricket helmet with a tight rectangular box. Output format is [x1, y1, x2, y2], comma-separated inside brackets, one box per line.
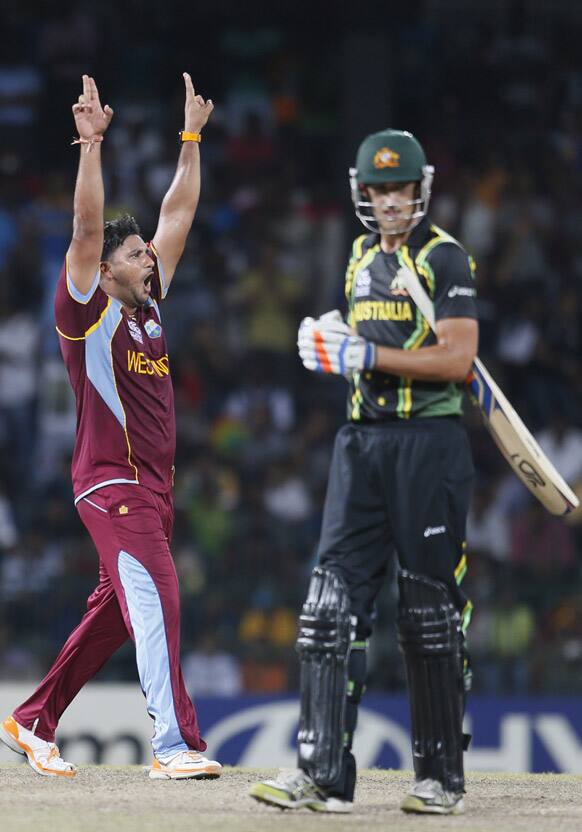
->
[349, 129, 434, 234]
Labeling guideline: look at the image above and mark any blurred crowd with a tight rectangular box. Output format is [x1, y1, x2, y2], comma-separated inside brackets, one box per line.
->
[1, 2, 582, 696]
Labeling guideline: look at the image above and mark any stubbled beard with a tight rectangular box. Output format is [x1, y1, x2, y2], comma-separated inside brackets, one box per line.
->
[378, 216, 413, 234]
[130, 286, 149, 308]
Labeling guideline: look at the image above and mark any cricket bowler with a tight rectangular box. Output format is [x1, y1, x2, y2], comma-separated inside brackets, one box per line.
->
[0, 74, 221, 781]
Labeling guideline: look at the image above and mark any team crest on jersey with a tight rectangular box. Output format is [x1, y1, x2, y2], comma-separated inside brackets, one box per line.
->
[355, 268, 372, 298]
[145, 319, 162, 339]
[389, 267, 410, 297]
[127, 318, 144, 344]
[374, 147, 400, 169]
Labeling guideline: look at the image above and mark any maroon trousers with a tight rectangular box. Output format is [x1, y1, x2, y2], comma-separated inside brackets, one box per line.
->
[14, 484, 205, 760]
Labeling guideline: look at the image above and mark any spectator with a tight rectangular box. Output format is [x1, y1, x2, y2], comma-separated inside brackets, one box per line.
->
[183, 634, 243, 697]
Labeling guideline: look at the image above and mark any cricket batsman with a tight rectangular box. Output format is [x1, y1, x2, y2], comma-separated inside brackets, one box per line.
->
[0, 74, 222, 781]
[250, 129, 479, 814]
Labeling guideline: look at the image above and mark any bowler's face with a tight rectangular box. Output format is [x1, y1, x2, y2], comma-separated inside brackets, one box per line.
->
[102, 236, 155, 309]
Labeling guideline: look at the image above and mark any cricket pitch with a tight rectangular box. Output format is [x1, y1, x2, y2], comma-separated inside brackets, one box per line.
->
[1, 764, 581, 832]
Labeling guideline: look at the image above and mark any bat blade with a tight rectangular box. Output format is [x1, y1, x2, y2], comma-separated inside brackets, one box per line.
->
[399, 263, 579, 515]
[468, 360, 579, 515]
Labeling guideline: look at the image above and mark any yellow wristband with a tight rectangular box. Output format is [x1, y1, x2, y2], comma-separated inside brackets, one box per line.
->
[179, 131, 202, 143]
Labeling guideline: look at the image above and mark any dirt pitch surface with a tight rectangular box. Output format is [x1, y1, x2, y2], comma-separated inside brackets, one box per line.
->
[1, 764, 582, 832]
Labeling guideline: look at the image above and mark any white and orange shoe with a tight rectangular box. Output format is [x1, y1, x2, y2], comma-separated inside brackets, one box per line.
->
[0, 715, 76, 778]
[149, 750, 222, 780]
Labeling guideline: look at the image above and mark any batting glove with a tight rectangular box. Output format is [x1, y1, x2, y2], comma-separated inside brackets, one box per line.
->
[297, 310, 376, 376]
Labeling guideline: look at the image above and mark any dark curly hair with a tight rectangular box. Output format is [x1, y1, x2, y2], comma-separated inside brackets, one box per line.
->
[102, 214, 141, 261]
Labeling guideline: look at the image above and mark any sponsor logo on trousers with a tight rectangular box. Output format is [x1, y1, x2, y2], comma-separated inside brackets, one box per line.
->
[424, 525, 446, 538]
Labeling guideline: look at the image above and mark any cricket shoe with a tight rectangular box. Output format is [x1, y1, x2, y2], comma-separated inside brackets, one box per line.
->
[149, 750, 222, 780]
[400, 778, 465, 815]
[249, 769, 353, 813]
[0, 715, 76, 778]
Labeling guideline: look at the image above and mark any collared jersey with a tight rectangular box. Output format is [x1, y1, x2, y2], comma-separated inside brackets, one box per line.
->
[54, 243, 175, 503]
[345, 218, 477, 421]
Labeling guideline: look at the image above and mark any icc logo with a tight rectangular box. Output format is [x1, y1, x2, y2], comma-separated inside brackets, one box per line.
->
[355, 268, 372, 298]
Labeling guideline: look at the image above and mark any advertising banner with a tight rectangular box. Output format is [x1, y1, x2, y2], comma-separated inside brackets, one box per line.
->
[1, 684, 581, 772]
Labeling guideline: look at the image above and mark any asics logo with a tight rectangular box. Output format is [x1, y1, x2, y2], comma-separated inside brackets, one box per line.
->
[448, 286, 476, 298]
[424, 525, 446, 538]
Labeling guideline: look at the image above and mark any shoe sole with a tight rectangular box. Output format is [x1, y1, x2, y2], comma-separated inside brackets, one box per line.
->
[401, 795, 464, 815]
[0, 723, 76, 779]
[149, 765, 222, 781]
[248, 783, 353, 813]
[309, 799, 353, 814]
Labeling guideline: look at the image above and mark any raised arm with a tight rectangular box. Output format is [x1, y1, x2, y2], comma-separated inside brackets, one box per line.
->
[67, 75, 114, 296]
[151, 73, 214, 288]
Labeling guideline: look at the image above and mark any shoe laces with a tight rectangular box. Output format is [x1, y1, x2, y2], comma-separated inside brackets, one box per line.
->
[166, 750, 205, 766]
[43, 744, 73, 770]
[183, 751, 206, 763]
[273, 768, 304, 785]
[273, 769, 321, 798]
[411, 778, 460, 802]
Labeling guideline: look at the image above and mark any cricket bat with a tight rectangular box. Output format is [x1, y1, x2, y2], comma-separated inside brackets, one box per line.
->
[400, 267, 579, 516]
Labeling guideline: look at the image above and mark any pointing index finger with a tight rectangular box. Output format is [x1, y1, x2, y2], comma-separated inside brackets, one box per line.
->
[88, 76, 101, 104]
[183, 72, 195, 100]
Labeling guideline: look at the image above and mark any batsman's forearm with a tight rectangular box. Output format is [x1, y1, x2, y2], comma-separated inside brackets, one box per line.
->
[374, 342, 474, 383]
[72, 147, 104, 240]
[160, 142, 201, 222]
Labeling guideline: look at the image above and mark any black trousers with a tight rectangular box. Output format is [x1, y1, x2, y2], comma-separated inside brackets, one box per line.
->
[318, 417, 474, 638]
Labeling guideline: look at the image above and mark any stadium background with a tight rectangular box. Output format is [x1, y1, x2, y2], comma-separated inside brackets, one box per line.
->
[1, 0, 582, 720]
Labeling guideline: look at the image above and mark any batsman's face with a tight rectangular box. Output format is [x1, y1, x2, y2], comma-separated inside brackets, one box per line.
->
[102, 236, 155, 309]
[366, 181, 418, 235]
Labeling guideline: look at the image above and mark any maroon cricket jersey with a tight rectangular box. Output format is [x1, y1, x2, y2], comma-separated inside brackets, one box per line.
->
[54, 243, 175, 503]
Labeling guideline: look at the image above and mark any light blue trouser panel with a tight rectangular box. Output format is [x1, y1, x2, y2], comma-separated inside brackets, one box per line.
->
[117, 550, 188, 760]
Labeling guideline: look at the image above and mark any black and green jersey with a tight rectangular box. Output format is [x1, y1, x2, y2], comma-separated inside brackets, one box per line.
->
[345, 217, 477, 421]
